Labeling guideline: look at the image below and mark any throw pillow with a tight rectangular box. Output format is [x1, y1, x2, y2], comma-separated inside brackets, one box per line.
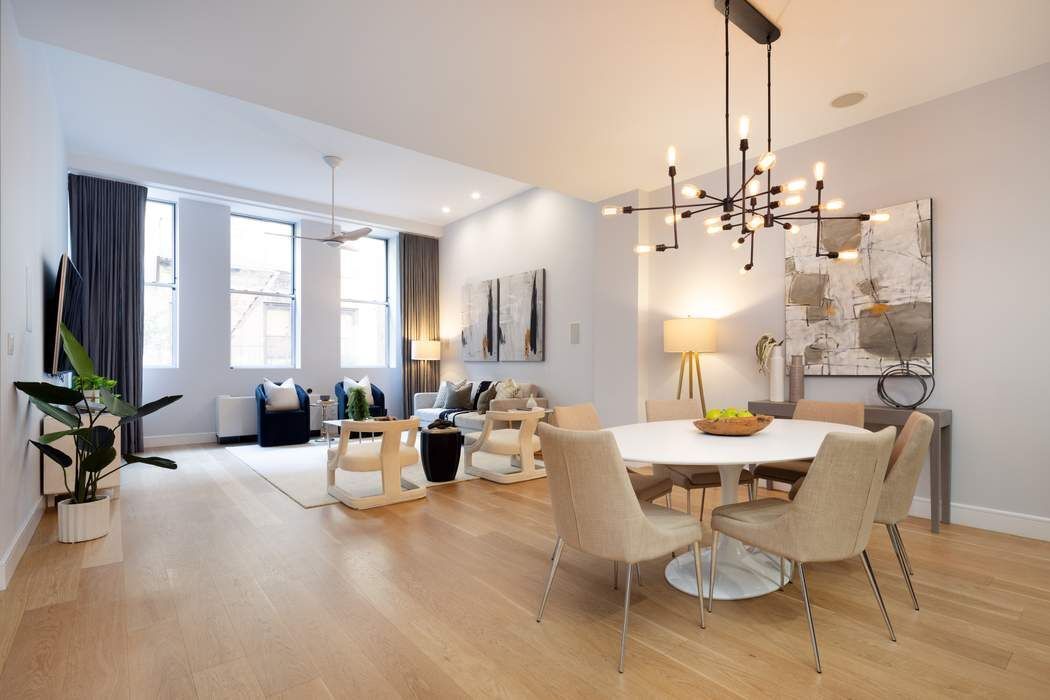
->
[343, 376, 374, 405]
[494, 378, 521, 400]
[476, 385, 498, 414]
[445, 383, 474, 409]
[434, 378, 466, 408]
[263, 377, 299, 411]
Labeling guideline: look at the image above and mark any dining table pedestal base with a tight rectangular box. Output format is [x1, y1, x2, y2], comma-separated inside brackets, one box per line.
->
[665, 538, 792, 600]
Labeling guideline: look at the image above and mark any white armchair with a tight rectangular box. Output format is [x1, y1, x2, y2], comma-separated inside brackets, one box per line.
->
[464, 408, 546, 483]
[327, 418, 425, 509]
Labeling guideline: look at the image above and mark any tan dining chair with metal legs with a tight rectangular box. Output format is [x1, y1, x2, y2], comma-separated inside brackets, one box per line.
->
[535, 423, 707, 673]
[644, 399, 756, 519]
[464, 408, 545, 483]
[753, 399, 865, 491]
[708, 427, 897, 673]
[327, 418, 424, 509]
[788, 411, 934, 611]
[551, 403, 674, 588]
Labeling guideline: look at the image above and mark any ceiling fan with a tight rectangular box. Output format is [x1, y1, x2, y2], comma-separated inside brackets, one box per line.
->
[301, 155, 371, 248]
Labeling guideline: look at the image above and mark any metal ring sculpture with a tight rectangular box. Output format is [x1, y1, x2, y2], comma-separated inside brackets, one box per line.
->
[877, 362, 935, 409]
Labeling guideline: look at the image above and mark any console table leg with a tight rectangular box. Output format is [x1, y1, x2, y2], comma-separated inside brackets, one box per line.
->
[929, 430, 942, 533]
[940, 424, 952, 524]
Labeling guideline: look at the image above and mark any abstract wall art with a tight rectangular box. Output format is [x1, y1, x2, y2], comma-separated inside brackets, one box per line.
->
[785, 199, 933, 376]
[460, 279, 498, 362]
[497, 269, 546, 362]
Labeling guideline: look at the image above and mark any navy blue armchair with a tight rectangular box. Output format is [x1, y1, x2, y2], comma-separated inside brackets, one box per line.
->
[335, 382, 387, 420]
[255, 383, 311, 447]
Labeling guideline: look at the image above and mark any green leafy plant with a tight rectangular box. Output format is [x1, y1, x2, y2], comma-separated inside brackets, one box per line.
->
[348, 387, 369, 421]
[72, 373, 119, 395]
[14, 324, 182, 504]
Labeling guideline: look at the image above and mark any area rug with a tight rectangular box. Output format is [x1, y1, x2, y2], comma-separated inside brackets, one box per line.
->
[225, 442, 481, 508]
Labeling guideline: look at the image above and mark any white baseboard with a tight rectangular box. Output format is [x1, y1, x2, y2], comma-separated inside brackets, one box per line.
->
[0, 496, 44, 591]
[910, 496, 1050, 541]
[144, 432, 217, 448]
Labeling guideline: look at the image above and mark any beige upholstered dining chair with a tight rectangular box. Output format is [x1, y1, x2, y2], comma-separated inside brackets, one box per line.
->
[464, 408, 545, 483]
[535, 423, 707, 673]
[787, 412, 934, 611]
[327, 418, 424, 509]
[644, 399, 755, 519]
[752, 399, 865, 490]
[709, 427, 897, 673]
[552, 403, 674, 587]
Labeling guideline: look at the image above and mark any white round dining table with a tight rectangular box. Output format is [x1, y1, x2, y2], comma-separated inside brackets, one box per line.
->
[607, 418, 869, 600]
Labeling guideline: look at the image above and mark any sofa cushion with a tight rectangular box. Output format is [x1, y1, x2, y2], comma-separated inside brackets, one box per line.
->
[452, 412, 486, 431]
[445, 383, 474, 409]
[262, 378, 299, 411]
[494, 379, 521, 399]
[415, 407, 445, 426]
[434, 379, 467, 408]
[476, 385, 498, 414]
[342, 375, 374, 405]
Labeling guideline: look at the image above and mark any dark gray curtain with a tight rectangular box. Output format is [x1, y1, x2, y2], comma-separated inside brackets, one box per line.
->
[68, 174, 146, 453]
[400, 233, 440, 417]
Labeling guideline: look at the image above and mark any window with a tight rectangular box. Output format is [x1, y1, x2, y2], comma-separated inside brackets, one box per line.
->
[340, 237, 389, 367]
[143, 200, 177, 367]
[229, 214, 297, 367]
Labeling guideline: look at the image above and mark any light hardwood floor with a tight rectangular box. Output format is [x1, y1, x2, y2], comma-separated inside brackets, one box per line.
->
[2, 444, 1049, 698]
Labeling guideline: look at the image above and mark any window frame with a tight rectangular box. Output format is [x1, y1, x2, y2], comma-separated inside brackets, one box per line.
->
[143, 198, 179, 368]
[228, 212, 299, 369]
[340, 236, 390, 369]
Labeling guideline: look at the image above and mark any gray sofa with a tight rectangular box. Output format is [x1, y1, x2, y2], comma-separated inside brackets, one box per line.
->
[413, 383, 547, 431]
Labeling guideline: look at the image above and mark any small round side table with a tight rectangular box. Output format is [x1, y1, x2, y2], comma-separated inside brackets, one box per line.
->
[420, 427, 463, 482]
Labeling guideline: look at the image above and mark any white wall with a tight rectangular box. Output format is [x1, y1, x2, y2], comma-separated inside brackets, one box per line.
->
[0, 0, 68, 587]
[628, 64, 1050, 525]
[142, 200, 403, 441]
[439, 188, 596, 407]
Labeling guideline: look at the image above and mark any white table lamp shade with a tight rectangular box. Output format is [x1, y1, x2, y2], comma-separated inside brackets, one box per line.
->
[411, 339, 441, 361]
[663, 318, 717, 353]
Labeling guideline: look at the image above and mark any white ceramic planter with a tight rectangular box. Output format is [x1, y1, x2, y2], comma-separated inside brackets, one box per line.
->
[768, 346, 786, 402]
[57, 495, 111, 543]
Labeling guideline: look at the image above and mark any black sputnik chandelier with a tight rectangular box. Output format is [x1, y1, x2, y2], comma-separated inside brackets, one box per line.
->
[602, 0, 889, 273]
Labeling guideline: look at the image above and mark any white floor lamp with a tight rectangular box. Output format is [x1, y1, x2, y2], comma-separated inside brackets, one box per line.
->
[664, 318, 717, 414]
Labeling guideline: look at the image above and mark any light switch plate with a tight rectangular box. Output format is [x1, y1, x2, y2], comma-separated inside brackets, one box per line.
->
[6, 333, 14, 356]
[569, 322, 580, 345]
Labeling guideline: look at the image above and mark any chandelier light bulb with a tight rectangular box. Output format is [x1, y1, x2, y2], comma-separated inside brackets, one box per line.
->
[666, 146, 677, 167]
[739, 263, 753, 275]
[704, 216, 721, 226]
[838, 249, 859, 261]
[601, 206, 621, 216]
[739, 115, 751, 139]
[824, 199, 845, 210]
[785, 179, 806, 192]
[732, 238, 744, 249]
[756, 152, 777, 172]
[665, 213, 682, 225]
[813, 161, 826, 180]
[746, 214, 764, 231]
[747, 179, 760, 196]
[706, 225, 721, 234]
[681, 184, 699, 198]
[788, 224, 801, 234]
[870, 212, 890, 222]
[634, 244, 655, 254]
[783, 194, 802, 206]
[441, 205, 451, 214]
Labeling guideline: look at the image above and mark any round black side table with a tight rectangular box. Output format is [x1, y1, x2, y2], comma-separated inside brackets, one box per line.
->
[420, 427, 463, 482]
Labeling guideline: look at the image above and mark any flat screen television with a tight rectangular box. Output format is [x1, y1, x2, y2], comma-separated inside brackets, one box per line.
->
[45, 253, 86, 374]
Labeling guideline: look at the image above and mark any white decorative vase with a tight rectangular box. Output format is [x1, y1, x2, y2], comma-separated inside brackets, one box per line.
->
[526, 396, 538, 409]
[57, 495, 111, 543]
[768, 346, 786, 402]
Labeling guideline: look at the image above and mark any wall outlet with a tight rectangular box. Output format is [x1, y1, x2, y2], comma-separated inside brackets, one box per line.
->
[6, 333, 14, 356]
[569, 322, 580, 345]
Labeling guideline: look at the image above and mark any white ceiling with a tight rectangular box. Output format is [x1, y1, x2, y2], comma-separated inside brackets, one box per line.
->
[14, 0, 1050, 203]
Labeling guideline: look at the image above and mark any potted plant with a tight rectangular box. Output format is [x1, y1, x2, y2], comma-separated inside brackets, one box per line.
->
[72, 373, 118, 404]
[348, 386, 370, 421]
[15, 324, 182, 543]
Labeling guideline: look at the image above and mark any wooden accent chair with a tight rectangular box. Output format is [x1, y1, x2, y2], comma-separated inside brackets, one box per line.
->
[752, 400, 865, 490]
[326, 418, 424, 509]
[710, 427, 897, 673]
[644, 399, 755, 519]
[464, 408, 545, 483]
[535, 423, 707, 673]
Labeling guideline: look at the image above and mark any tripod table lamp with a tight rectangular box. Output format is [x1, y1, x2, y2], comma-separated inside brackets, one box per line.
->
[663, 317, 717, 413]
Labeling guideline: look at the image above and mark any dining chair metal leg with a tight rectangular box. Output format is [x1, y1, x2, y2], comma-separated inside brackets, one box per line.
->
[687, 489, 693, 517]
[796, 562, 821, 673]
[612, 561, 618, 590]
[665, 493, 672, 509]
[692, 541, 706, 629]
[860, 550, 896, 642]
[549, 538, 557, 560]
[699, 488, 706, 521]
[892, 523, 914, 575]
[634, 562, 643, 587]
[779, 557, 785, 589]
[888, 526, 920, 610]
[536, 537, 564, 622]
[618, 562, 634, 673]
[707, 531, 720, 612]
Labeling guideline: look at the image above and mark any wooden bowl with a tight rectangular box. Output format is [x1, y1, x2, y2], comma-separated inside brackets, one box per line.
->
[693, 415, 774, 437]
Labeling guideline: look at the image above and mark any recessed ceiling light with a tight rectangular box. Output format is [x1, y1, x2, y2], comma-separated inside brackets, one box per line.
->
[441, 205, 451, 214]
[470, 191, 481, 200]
[830, 91, 867, 108]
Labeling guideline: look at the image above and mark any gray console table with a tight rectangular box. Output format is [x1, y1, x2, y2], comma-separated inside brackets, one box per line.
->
[748, 400, 952, 533]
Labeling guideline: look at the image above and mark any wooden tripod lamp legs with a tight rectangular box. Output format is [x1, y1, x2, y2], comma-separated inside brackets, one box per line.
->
[675, 351, 708, 415]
